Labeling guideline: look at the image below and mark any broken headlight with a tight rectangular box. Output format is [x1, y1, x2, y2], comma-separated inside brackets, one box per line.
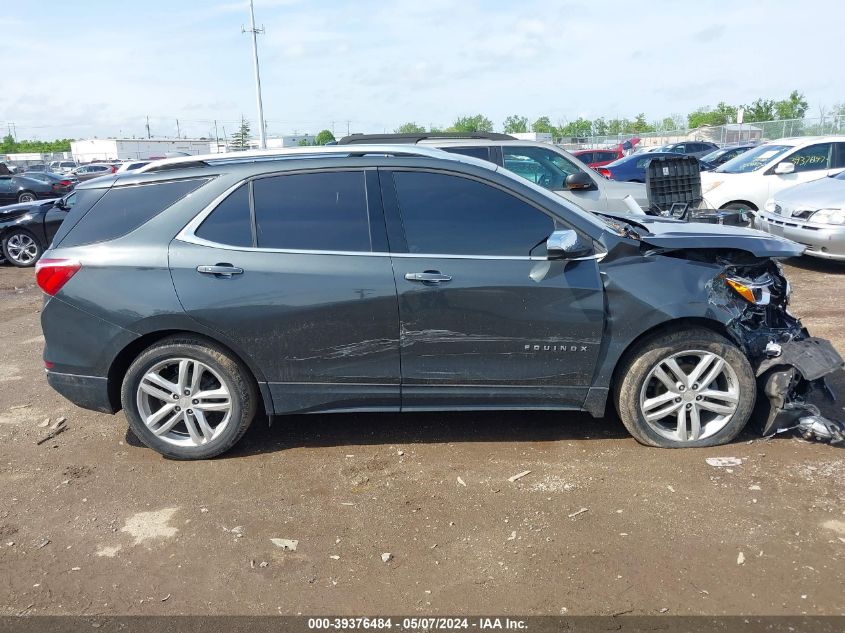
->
[725, 274, 772, 305]
[810, 208, 845, 225]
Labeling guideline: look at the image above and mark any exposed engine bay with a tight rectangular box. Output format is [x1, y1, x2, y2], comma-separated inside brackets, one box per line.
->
[709, 254, 844, 444]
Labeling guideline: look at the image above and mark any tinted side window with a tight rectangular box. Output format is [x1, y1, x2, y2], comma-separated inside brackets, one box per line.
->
[442, 146, 491, 161]
[195, 185, 252, 247]
[577, 152, 593, 163]
[502, 146, 582, 190]
[786, 143, 831, 172]
[392, 171, 555, 256]
[253, 171, 370, 251]
[48, 189, 108, 246]
[57, 179, 209, 248]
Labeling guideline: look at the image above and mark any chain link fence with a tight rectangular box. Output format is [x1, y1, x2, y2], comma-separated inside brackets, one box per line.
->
[558, 116, 845, 151]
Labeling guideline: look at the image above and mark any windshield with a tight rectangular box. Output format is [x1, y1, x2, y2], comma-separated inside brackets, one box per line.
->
[700, 148, 727, 163]
[716, 144, 792, 174]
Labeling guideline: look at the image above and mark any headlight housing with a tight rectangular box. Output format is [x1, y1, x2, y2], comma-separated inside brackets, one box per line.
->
[764, 198, 776, 213]
[725, 275, 771, 305]
[810, 208, 845, 225]
[702, 180, 724, 194]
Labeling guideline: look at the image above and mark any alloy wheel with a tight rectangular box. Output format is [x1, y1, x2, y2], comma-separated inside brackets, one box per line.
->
[638, 350, 740, 442]
[136, 358, 232, 447]
[6, 233, 39, 265]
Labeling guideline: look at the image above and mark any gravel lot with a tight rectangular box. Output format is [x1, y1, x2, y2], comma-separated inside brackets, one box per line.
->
[0, 258, 843, 616]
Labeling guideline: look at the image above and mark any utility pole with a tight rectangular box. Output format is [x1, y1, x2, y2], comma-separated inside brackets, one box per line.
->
[214, 120, 220, 152]
[222, 125, 229, 151]
[176, 119, 181, 139]
[346, 120, 351, 136]
[145, 115, 151, 139]
[243, 0, 267, 149]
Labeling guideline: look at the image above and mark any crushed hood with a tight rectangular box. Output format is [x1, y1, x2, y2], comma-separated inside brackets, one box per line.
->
[639, 219, 805, 257]
[598, 211, 805, 258]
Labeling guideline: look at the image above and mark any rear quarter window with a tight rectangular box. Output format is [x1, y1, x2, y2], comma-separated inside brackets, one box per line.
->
[55, 178, 209, 248]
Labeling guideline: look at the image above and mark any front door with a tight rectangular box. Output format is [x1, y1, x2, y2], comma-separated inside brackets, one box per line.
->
[767, 142, 844, 199]
[381, 168, 605, 410]
[169, 169, 401, 414]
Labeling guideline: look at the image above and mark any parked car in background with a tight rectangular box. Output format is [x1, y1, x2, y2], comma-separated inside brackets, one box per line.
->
[20, 171, 75, 195]
[49, 160, 79, 175]
[753, 172, 845, 260]
[0, 192, 76, 266]
[572, 148, 623, 168]
[652, 141, 719, 158]
[71, 163, 116, 181]
[338, 133, 649, 211]
[116, 160, 151, 173]
[701, 136, 845, 213]
[0, 173, 70, 204]
[23, 163, 48, 173]
[699, 143, 757, 171]
[38, 145, 843, 460]
[596, 152, 682, 182]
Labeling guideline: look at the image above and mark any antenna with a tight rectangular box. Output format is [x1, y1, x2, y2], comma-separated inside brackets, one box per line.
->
[242, 0, 267, 150]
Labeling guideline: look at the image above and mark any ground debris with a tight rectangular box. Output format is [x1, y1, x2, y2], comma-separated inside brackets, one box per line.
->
[457, 476, 466, 487]
[381, 552, 393, 563]
[706, 457, 742, 468]
[508, 470, 532, 483]
[270, 538, 298, 551]
[36, 538, 50, 549]
[160, 594, 170, 602]
[37, 418, 50, 428]
[568, 508, 589, 519]
[36, 422, 67, 445]
[737, 552, 745, 565]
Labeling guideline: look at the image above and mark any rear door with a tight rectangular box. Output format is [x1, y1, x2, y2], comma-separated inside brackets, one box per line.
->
[380, 168, 604, 410]
[169, 169, 401, 414]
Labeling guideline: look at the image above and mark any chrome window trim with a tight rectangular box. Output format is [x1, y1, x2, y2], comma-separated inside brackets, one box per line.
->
[176, 174, 606, 262]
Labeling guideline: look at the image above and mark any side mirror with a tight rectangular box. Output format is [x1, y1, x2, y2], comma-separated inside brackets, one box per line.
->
[546, 229, 592, 259]
[565, 171, 595, 191]
[774, 161, 795, 175]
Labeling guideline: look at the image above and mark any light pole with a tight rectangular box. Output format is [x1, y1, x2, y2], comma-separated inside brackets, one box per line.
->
[243, 0, 267, 149]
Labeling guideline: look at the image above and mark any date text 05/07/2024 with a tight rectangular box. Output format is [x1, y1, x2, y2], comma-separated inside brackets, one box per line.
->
[307, 617, 528, 630]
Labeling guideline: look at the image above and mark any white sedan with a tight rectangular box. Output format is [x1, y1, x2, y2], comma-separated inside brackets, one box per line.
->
[700, 136, 845, 213]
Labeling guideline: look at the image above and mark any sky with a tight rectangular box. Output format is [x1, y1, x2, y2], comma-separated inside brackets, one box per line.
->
[1, 0, 841, 141]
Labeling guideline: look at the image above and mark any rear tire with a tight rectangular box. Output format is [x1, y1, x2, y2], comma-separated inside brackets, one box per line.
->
[121, 336, 257, 459]
[613, 328, 755, 448]
[17, 191, 36, 203]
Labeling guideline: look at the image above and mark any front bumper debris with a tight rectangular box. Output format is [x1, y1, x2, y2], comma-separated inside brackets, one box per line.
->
[754, 337, 845, 444]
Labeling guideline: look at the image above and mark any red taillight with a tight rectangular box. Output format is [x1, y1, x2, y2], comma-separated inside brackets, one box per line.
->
[598, 168, 612, 179]
[59, 180, 72, 187]
[44, 360, 55, 370]
[35, 259, 81, 296]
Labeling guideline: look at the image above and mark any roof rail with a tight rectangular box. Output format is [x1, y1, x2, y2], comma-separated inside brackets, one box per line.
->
[337, 132, 516, 145]
[138, 144, 473, 173]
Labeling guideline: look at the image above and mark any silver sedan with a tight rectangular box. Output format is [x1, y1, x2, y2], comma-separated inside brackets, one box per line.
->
[753, 172, 845, 261]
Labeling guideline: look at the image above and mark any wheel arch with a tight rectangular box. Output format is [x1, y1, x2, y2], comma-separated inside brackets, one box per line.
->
[106, 329, 273, 417]
[720, 200, 758, 211]
[610, 317, 733, 393]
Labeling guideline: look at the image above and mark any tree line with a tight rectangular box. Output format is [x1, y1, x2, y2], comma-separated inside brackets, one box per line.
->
[1, 135, 73, 154]
[396, 91, 844, 139]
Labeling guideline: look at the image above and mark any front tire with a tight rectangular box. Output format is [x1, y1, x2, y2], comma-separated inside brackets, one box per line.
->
[2, 229, 42, 267]
[613, 328, 755, 448]
[17, 191, 36, 203]
[121, 336, 257, 459]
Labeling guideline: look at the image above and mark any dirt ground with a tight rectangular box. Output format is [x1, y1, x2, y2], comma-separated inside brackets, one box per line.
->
[0, 258, 843, 617]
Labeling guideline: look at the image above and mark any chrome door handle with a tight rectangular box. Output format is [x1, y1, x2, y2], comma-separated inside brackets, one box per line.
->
[197, 264, 244, 277]
[404, 271, 452, 283]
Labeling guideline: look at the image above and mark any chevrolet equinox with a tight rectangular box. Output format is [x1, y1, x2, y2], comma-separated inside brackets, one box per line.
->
[37, 146, 844, 459]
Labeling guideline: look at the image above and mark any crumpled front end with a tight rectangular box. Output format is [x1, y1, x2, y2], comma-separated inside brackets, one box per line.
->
[709, 256, 844, 443]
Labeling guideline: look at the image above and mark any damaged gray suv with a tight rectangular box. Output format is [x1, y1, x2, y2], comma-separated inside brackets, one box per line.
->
[37, 146, 844, 459]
